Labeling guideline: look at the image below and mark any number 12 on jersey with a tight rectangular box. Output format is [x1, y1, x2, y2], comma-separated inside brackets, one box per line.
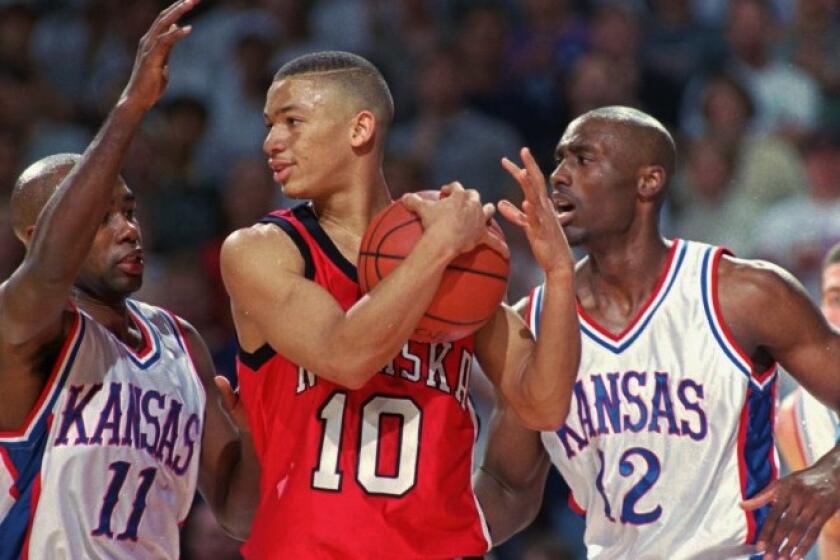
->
[595, 447, 662, 525]
[311, 392, 422, 497]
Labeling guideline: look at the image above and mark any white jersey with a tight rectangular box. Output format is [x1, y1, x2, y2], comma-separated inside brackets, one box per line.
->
[0, 300, 205, 560]
[788, 387, 839, 466]
[529, 239, 778, 560]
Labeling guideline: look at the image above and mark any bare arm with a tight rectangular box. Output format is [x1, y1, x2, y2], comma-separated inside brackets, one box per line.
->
[176, 318, 259, 539]
[474, 404, 551, 544]
[0, 0, 196, 348]
[221, 185, 505, 390]
[477, 147, 579, 430]
[721, 258, 840, 558]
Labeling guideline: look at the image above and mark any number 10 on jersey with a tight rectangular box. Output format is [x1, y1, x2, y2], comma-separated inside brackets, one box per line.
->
[311, 392, 421, 497]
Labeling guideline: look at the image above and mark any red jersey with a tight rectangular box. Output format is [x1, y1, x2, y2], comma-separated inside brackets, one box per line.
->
[237, 204, 491, 559]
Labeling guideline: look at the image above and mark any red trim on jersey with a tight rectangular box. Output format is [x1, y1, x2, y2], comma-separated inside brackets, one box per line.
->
[737, 394, 756, 544]
[0, 310, 82, 439]
[0, 446, 18, 499]
[576, 240, 680, 341]
[524, 286, 537, 326]
[568, 493, 586, 517]
[710, 249, 777, 383]
[21, 473, 41, 560]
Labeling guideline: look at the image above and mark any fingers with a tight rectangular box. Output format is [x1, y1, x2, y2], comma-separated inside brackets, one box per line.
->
[401, 192, 430, 215]
[481, 228, 510, 259]
[741, 482, 778, 511]
[214, 375, 237, 413]
[153, 0, 199, 36]
[497, 199, 526, 228]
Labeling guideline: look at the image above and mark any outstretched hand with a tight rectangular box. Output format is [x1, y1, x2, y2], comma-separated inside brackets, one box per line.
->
[122, 0, 199, 111]
[498, 147, 573, 276]
[741, 462, 840, 559]
[214, 375, 251, 434]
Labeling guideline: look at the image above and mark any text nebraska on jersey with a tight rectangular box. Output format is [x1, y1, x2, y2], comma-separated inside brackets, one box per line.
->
[296, 341, 474, 409]
[53, 382, 201, 475]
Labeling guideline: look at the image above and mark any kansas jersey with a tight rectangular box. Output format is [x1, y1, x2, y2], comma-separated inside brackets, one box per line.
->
[237, 204, 490, 559]
[528, 239, 778, 560]
[0, 301, 205, 560]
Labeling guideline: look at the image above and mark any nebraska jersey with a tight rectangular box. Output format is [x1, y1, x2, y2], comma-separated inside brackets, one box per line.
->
[528, 239, 778, 560]
[237, 204, 490, 559]
[786, 387, 839, 466]
[0, 301, 205, 560]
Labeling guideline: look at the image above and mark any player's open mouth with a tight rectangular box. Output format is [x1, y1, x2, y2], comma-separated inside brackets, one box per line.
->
[553, 200, 576, 225]
[117, 251, 144, 275]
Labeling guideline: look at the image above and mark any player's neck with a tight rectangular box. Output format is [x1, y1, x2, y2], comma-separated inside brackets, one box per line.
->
[71, 287, 139, 346]
[581, 230, 671, 306]
[311, 172, 392, 238]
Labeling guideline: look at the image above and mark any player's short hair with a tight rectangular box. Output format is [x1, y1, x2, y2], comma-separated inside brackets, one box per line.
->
[274, 51, 395, 127]
[823, 242, 840, 272]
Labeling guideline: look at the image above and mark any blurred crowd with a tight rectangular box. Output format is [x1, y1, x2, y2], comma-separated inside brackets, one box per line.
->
[2, 0, 840, 558]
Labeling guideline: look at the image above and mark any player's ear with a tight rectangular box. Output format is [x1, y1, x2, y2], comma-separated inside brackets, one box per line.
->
[350, 110, 376, 149]
[637, 164, 666, 202]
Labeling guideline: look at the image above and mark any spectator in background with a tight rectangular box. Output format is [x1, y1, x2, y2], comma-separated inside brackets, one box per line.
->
[752, 129, 840, 297]
[671, 136, 756, 255]
[388, 46, 521, 203]
[688, 72, 805, 221]
[147, 95, 221, 254]
[642, 0, 723, 128]
[776, 0, 840, 127]
[683, 0, 821, 140]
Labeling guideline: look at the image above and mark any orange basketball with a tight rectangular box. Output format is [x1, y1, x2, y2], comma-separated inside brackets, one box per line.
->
[358, 191, 509, 343]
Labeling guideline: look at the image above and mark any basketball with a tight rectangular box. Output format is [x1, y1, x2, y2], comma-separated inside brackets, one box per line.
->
[358, 191, 510, 343]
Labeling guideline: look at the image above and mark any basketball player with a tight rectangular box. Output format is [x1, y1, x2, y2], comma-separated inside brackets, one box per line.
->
[220, 51, 580, 558]
[476, 106, 840, 560]
[775, 242, 840, 560]
[0, 1, 258, 558]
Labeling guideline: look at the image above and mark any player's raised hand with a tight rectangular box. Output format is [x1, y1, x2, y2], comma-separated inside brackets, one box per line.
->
[741, 463, 840, 560]
[402, 183, 509, 258]
[498, 147, 573, 276]
[214, 375, 251, 434]
[121, 0, 198, 112]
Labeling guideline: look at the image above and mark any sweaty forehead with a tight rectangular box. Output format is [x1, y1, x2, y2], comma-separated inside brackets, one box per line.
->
[264, 77, 340, 115]
[558, 118, 623, 154]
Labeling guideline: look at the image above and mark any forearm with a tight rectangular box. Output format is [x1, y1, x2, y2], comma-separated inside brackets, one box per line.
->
[325, 232, 456, 386]
[474, 467, 542, 544]
[27, 100, 145, 286]
[209, 432, 261, 539]
[505, 269, 579, 429]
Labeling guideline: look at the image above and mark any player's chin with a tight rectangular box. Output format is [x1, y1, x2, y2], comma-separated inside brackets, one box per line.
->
[562, 225, 586, 246]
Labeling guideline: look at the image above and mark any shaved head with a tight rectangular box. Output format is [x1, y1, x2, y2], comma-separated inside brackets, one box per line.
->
[11, 153, 81, 242]
[574, 106, 676, 179]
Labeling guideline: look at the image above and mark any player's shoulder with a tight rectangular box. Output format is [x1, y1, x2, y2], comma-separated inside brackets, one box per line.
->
[220, 221, 305, 277]
[716, 254, 806, 303]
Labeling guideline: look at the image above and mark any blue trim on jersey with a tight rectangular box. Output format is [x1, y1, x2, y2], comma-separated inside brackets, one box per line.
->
[699, 249, 753, 380]
[160, 311, 186, 354]
[578, 242, 688, 354]
[125, 301, 162, 369]
[532, 285, 544, 338]
[0, 317, 86, 559]
[742, 383, 775, 541]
